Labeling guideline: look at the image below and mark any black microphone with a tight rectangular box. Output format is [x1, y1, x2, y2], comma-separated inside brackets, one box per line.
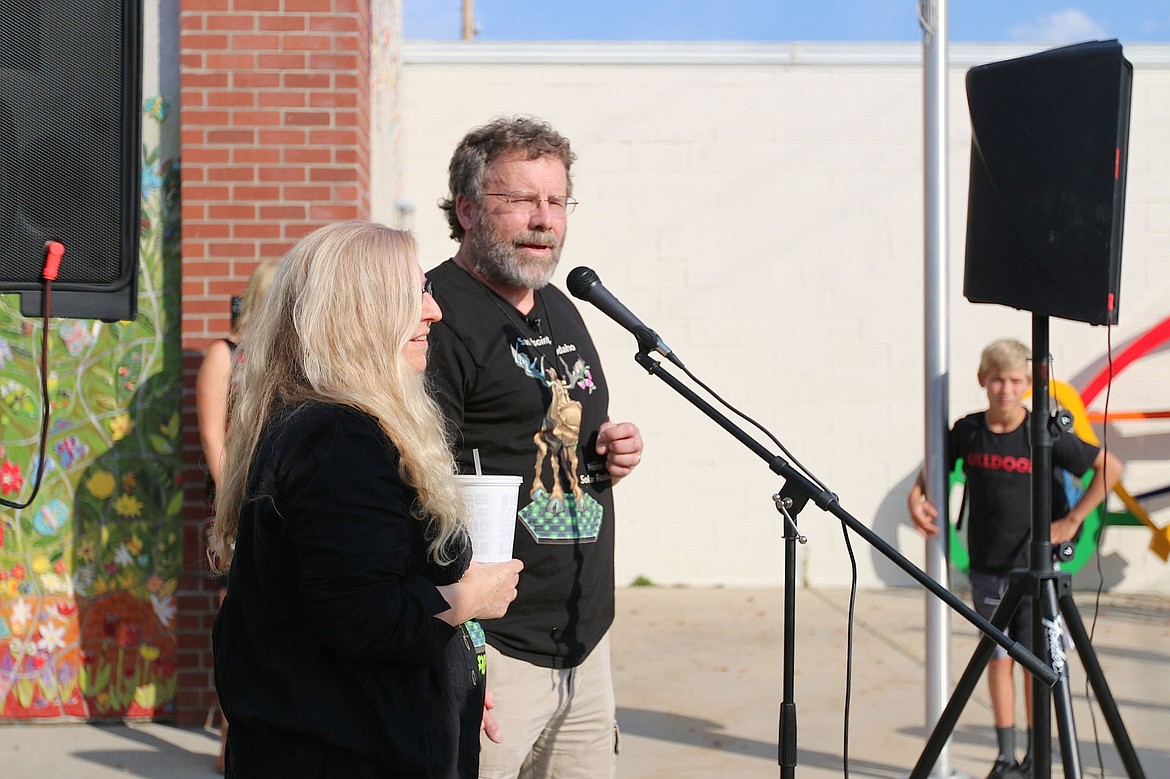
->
[566, 266, 684, 368]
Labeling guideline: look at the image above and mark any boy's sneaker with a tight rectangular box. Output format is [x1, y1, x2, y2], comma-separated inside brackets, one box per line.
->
[986, 757, 1016, 779]
[1013, 755, 1033, 777]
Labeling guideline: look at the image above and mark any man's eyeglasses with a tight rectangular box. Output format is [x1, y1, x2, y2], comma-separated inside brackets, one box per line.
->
[484, 191, 578, 216]
[422, 279, 434, 298]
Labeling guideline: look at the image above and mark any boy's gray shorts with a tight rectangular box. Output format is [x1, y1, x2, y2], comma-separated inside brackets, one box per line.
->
[969, 569, 1034, 660]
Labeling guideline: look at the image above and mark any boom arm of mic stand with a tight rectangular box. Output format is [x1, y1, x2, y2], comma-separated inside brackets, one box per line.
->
[631, 351, 1058, 686]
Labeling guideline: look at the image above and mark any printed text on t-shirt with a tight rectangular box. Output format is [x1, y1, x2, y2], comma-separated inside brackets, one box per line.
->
[966, 452, 1032, 473]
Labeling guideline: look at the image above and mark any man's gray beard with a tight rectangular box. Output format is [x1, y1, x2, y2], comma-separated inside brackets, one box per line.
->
[469, 225, 562, 290]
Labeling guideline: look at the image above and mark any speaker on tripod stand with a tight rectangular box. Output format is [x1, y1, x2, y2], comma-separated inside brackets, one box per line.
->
[0, 0, 142, 322]
[910, 39, 1148, 779]
[963, 39, 1128, 327]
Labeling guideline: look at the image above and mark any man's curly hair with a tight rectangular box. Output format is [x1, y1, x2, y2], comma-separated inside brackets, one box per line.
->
[439, 115, 576, 242]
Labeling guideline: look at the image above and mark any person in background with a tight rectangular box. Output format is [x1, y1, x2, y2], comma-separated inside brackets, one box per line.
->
[426, 116, 643, 779]
[210, 221, 523, 778]
[908, 338, 1121, 779]
[196, 258, 281, 499]
[194, 257, 280, 773]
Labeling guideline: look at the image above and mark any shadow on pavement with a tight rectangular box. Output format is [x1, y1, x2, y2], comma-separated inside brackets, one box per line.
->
[617, 705, 914, 777]
[68, 723, 218, 778]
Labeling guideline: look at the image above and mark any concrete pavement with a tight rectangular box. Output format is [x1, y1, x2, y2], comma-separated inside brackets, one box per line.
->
[610, 586, 1169, 778]
[0, 585, 1167, 778]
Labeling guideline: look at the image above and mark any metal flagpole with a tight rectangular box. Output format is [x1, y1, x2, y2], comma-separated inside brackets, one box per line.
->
[919, 1, 965, 777]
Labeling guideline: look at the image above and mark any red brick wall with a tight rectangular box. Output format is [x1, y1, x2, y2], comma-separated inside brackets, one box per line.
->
[177, 0, 372, 727]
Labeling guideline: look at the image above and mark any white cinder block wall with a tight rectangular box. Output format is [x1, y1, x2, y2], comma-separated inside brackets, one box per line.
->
[380, 42, 1170, 593]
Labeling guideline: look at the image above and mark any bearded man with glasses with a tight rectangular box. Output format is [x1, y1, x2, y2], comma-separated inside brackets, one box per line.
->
[426, 115, 644, 779]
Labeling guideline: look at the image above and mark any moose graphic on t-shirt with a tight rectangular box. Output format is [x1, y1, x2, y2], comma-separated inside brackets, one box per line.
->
[511, 345, 604, 541]
[532, 367, 586, 515]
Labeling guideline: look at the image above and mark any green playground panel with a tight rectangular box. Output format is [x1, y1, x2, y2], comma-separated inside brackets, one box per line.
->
[946, 459, 1114, 575]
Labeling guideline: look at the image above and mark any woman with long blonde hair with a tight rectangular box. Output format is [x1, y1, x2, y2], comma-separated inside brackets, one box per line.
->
[211, 221, 522, 778]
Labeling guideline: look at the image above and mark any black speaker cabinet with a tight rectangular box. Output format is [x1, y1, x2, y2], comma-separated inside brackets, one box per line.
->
[964, 40, 1131, 326]
[0, 0, 143, 321]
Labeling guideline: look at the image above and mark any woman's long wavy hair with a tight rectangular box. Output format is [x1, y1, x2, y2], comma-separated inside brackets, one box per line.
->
[209, 222, 466, 570]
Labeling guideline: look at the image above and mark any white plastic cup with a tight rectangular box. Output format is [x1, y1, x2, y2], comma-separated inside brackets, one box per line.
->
[454, 474, 522, 563]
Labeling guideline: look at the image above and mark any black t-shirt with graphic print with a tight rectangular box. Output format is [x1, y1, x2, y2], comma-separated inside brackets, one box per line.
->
[949, 410, 1099, 572]
[426, 259, 616, 670]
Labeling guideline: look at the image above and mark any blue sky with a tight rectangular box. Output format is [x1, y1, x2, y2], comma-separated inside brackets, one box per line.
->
[403, 1, 1170, 44]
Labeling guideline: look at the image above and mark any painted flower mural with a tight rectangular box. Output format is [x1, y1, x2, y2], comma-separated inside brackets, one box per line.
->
[0, 99, 181, 720]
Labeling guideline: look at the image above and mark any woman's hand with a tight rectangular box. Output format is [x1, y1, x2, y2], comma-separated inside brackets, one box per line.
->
[436, 559, 523, 626]
[482, 690, 502, 744]
[463, 560, 524, 620]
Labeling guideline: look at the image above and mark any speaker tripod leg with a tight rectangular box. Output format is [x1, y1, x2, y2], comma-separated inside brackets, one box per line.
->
[909, 576, 1028, 779]
[1058, 582, 1148, 778]
[1039, 575, 1082, 777]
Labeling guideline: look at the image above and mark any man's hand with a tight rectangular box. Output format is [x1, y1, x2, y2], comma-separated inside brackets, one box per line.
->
[596, 421, 643, 483]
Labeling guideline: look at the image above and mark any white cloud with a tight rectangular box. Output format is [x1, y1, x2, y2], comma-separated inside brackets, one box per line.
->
[1009, 9, 1108, 44]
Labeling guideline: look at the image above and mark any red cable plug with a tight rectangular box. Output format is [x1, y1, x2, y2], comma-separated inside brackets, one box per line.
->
[43, 241, 65, 281]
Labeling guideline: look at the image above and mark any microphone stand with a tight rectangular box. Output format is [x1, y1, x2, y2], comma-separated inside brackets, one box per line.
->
[630, 349, 1058, 777]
